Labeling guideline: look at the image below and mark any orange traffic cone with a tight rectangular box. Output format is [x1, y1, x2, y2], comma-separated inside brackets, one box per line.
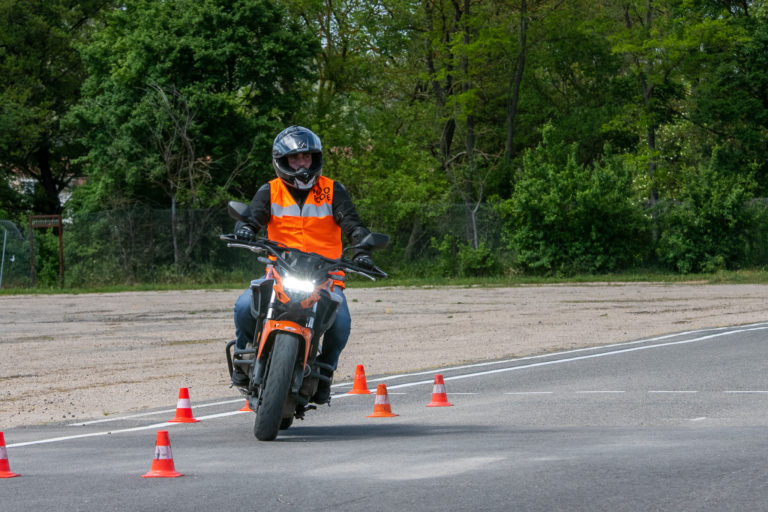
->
[346, 364, 372, 395]
[367, 383, 399, 418]
[0, 432, 20, 478]
[141, 430, 183, 478]
[238, 400, 253, 412]
[168, 387, 200, 423]
[426, 374, 453, 407]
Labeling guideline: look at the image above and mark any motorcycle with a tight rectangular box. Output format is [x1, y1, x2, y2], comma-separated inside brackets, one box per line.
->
[221, 201, 388, 441]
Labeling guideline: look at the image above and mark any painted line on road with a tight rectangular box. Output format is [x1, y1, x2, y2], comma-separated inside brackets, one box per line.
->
[9, 410, 249, 448]
[13, 322, 768, 448]
[336, 321, 768, 387]
[67, 398, 246, 426]
[379, 324, 768, 392]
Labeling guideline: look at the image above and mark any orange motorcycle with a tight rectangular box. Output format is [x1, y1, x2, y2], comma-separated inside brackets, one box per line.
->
[222, 201, 388, 440]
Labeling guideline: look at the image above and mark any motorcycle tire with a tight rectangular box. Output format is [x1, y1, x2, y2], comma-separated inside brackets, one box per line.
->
[254, 333, 300, 441]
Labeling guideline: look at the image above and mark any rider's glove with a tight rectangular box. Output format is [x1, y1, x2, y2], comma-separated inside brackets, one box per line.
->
[234, 224, 256, 242]
[353, 254, 376, 270]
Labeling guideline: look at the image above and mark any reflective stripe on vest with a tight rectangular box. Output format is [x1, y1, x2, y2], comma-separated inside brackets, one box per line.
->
[267, 176, 342, 260]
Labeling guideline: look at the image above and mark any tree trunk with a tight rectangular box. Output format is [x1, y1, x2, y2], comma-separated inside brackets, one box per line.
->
[647, 124, 658, 205]
[505, 0, 527, 166]
[35, 147, 62, 214]
[171, 193, 179, 267]
[424, 0, 455, 167]
[461, 0, 478, 248]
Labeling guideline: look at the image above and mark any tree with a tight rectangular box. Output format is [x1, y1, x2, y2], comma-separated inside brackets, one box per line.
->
[0, 0, 110, 214]
[604, 0, 733, 206]
[684, 4, 768, 193]
[69, 0, 318, 236]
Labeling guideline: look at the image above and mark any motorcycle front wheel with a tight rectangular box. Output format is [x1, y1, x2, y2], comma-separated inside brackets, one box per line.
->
[254, 332, 300, 441]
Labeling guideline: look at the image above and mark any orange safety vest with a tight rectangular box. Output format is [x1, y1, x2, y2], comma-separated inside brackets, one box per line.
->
[267, 176, 343, 261]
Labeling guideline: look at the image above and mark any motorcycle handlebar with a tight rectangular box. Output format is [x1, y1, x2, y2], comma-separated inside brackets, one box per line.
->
[220, 234, 388, 280]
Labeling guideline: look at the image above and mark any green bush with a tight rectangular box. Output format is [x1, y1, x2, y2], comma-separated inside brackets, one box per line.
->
[500, 127, 650, 275]
[433, 235, 500, 277]
[655, 150, 757, 273]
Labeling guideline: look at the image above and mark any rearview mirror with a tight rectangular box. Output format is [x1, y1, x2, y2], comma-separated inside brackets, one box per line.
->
[358, 233, 389, 251]
[228, 201, 252, 223]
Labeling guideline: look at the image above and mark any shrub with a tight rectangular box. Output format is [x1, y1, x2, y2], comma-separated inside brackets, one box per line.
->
[500, 127, 650, 275]
[655, 149, 757, 273]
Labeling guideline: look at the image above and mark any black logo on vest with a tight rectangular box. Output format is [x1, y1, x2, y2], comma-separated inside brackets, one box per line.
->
[313, 185, 331, 203]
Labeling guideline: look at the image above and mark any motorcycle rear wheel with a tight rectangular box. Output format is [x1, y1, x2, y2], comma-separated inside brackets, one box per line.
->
[254, 333, 300, 441]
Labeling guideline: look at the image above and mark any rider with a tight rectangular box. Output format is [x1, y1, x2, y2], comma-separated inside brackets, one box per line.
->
[231, 125, 376, 404]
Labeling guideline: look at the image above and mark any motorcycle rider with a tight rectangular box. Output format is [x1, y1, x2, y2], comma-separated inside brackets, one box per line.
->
[231, 125, 376, 404]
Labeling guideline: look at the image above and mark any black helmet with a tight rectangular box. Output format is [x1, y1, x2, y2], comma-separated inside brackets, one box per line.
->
[272, 126, 323, 190]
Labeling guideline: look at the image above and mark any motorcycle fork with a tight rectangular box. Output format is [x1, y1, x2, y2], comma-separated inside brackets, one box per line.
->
[253, 297, 316, 393]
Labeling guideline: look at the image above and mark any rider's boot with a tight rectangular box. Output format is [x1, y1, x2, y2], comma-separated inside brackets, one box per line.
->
[231, 365, 249, 386]
[312, 369, 333, 404]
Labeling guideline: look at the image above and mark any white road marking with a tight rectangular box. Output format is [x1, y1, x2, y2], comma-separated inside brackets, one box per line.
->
[8, 410, 249, 448]
[67, 398, 246, 426]
[648, 390, 698, 394]
[380, 324, 768, 391]
[724, 390, 768, 394]
[334, 321, 768, 387]
[11, 322, 768, 448]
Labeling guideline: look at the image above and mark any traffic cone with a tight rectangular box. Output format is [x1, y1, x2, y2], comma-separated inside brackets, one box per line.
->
[238, 400, 253, 412]
[346, 364, 372, 395]
[168, 387, 200, 423]
[0, 432, 20, 478]
[141, 430, 183, 478]
[426, 374, 453, 407]
[366, 383, 399, 418]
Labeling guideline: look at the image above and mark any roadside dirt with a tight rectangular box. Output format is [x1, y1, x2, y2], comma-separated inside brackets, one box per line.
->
[3, 283, 768, 428]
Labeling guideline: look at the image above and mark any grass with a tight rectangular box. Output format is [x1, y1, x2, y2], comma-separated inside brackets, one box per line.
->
[2, 268, 768, 295]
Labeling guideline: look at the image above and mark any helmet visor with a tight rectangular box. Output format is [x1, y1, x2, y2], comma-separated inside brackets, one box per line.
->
[272, 129, 322, 158]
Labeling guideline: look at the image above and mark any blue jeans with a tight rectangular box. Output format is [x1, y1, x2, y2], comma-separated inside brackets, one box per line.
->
[233, 286, 351, 371]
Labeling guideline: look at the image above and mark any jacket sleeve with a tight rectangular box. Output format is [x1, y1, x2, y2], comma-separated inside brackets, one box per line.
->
[332, 182, 370, 246]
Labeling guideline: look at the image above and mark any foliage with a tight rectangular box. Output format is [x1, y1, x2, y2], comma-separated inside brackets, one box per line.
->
[68, 0, 319, 213]
[6, 0, 768, 287]
[31, 230, 62, 287]
[501, 126, 650, 275]
[655, 148, 758, 273]
[432, 235, 500, 277]
[0, 0, 109, 214]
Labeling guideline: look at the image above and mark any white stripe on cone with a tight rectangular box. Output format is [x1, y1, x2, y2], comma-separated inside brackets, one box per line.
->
[176, 399, 192, 409]
[154, 445, 173, 460]
[0, 447, 7, 459]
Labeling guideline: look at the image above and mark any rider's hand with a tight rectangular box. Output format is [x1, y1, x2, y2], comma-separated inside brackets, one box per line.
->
[353, 254, 376, 270]
[234, 225, 256, 242]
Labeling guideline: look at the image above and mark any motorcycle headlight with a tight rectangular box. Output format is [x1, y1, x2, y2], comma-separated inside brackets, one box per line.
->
[282, 275, 315, 294]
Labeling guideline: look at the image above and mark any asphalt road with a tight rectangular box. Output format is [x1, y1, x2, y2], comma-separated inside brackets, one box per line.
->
[5, 322, 768, 511]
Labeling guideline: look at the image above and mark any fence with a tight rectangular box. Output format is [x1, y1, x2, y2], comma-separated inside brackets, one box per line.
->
[0, 220, 30, 288]
[32, 204, 502, 287]
[5, 198, 768, 288]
